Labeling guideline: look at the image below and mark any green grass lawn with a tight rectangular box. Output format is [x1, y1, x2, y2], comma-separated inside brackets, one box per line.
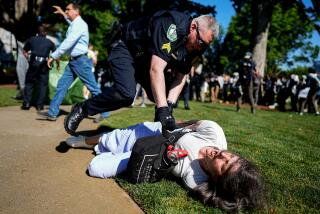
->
[0, 87, 22, 107]
[1, 86, 319, 213]
[101, 101, 320, 214]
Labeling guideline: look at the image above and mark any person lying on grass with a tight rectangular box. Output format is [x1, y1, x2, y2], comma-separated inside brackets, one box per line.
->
[66, 120, 265, 212]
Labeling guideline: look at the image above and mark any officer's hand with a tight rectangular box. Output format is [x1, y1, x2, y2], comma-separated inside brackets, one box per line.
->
[155, 106, 177, 131]
[167, 101, 174, 115]
[47, 58, 54, 69]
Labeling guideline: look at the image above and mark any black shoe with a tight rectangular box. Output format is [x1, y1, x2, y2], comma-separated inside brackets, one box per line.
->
[184, 106, 190, 110]
[37, 111, 57, 121]
[64, 102, 88, 135]
[21, 103, 31, 110]
[36, 105, 44, 111]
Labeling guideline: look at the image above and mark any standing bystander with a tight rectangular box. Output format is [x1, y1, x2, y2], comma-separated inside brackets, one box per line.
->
[21, 25, 55, 111]
[38, 3, 108, 121]
[237, 52, 261, 114]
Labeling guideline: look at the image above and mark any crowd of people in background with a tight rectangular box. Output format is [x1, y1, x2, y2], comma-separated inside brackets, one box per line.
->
[167, 52, 320, 116]
[179, 66, 320, 116]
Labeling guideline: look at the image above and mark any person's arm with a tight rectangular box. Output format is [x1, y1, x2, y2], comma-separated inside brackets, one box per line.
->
[190, 66, 195, 78]
[23, 50, 29, 59]
[52, 5, 67, 19]
[52, 5, 72, 24]
[167, 72, 187, 103]
[150, 54, 168, 108]
[93, 51, 98, 65]
[23, 40, 30, 59]
[150, 55, 177, 130]
[50, 21, 83, 60]
[47, 41, 57, 69]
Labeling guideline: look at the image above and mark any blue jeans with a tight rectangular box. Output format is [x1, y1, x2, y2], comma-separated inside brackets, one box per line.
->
[48, 55, 103, 117]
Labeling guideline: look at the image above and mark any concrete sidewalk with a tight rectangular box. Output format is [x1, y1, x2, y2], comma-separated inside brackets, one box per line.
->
[0, 106, 143, 214]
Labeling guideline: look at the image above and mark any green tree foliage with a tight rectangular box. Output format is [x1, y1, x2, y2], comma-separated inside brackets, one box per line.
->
[267, 3, 317, 71]
[1, 0, 215, 61]
[217, 0, 319, 74]
[217, 3, 251, 74]
[45, 0, 215, 60]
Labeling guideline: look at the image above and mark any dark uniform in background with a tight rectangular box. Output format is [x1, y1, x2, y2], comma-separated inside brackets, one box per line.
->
[238, 52, 260, 113]
[21, 27, 55, 110]
[65, 10, 195, 134]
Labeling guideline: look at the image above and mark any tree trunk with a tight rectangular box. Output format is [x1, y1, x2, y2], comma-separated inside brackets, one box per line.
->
[251, 0, 275, 77]
[252, 23, 270, 77]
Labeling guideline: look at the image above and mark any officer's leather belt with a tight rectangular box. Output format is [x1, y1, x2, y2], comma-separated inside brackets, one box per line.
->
[70, 53, 87, 61]
[31, 55, 48, 62]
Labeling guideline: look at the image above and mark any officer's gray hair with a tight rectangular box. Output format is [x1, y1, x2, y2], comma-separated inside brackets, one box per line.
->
[194, 15, 219, 38]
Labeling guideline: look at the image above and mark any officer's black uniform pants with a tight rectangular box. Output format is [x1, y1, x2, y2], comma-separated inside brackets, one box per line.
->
[24, 60, 49, 106]
[86, 41, 137, 116]
[237, 80, 259, 109]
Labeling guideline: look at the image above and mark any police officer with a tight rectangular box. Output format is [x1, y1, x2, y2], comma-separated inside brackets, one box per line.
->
[64, 10, 219, 135]
[237, 52, 261, 114]
[21, 25, 55, 111]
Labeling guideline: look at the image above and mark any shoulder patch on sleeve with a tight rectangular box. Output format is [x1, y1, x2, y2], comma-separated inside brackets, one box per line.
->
[162, 42, 171, 54]
[167, 24, 177, 42]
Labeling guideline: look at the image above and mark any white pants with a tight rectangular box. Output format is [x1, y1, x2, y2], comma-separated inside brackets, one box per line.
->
[88, 122, 162, 178]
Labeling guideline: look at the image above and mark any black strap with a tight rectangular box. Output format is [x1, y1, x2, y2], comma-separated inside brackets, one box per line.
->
[153, 128, 192, 172]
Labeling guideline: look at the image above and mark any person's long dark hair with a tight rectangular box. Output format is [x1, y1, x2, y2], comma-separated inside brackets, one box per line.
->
[193, 157, 265, 212]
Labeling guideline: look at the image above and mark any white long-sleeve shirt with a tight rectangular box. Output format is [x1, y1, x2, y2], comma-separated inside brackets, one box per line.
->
[171, 120, 227, 189]
[51, 16, 89, 59]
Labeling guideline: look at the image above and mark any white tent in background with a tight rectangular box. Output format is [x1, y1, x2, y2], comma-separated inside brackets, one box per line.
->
[0, 27, 17, 68]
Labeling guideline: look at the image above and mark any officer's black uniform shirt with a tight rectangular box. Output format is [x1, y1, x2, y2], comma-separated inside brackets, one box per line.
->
[23, 35, 55, 58]
[122, 10, 195, 75]
[239, 58, 256, 82]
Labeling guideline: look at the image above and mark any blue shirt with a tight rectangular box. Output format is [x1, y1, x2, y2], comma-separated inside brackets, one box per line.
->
[51, 16, 89, 59]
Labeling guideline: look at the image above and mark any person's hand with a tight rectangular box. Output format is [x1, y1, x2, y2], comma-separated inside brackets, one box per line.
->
[56, 59, 60, 71]
[52, 5, 64, 16]
[47, 58, 54, 69]
[155, 106, 176, 131]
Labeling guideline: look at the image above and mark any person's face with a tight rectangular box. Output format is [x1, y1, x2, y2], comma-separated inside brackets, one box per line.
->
[198, 147, 240, 178]
[65, 4, 79, 21]
[186, 21, 214, 54]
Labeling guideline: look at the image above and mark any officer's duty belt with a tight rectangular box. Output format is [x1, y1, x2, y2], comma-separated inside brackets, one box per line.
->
[31, 55, 48, 62]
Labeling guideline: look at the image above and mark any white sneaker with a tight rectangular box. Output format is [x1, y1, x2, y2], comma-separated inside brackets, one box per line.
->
[140, 103, 146, 108]
[66, 135, 93, 149]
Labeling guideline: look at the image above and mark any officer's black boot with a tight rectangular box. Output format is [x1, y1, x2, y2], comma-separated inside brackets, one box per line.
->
[64, 102, 88, 135]
[21, 102, 31, 110]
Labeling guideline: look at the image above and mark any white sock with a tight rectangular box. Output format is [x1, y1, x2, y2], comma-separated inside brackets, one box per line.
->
[66, 135, 93, 149]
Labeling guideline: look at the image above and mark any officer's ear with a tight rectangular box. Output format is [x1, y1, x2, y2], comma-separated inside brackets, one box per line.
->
[190, 21, 197, 33]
